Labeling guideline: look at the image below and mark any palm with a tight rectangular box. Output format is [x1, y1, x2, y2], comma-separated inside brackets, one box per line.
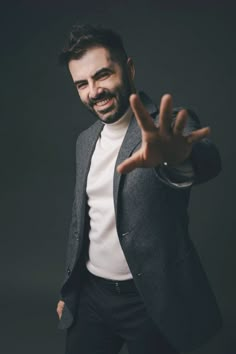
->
[117, 94, 210, 174]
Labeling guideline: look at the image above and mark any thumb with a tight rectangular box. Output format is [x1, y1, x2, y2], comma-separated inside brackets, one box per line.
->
[117, 153, 143, 174]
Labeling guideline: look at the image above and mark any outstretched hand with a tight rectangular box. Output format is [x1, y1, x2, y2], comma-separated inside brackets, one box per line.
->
[117, 94, 210, 174]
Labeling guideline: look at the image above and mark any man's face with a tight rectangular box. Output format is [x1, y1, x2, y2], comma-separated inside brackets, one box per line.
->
[68, 47, 134, 124]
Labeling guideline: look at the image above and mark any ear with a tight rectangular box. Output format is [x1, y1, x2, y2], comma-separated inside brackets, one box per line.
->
[127, 57, 135, 81]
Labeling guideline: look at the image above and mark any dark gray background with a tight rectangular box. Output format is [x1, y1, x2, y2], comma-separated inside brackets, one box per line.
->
[1, 1, 235, 353]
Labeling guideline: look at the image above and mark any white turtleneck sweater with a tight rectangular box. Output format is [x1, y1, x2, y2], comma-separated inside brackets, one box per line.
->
[86, 108, 133, 280]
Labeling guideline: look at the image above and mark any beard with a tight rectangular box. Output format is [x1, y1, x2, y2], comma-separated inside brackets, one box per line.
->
[82, 75, 133, 124]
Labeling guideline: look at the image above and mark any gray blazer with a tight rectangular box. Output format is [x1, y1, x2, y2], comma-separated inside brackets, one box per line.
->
[58, 92, 222, 352]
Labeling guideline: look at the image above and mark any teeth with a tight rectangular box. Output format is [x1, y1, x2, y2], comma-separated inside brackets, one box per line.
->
[96, 98, 111, 106]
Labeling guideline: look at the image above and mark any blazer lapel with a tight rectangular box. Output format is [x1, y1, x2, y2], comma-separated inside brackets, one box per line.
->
[75, 120, 103, 239]
[113, 92, 158, 221]
[77, 120, 104, 182]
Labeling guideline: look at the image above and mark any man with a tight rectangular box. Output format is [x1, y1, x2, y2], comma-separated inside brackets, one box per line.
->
[56, 24, 222, 354]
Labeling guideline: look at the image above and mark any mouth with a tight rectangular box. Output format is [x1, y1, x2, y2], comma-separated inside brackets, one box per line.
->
[94, 97, 114, 111]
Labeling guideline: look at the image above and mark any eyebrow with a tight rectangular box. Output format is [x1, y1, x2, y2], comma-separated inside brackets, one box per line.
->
[73, 67, 114, 86]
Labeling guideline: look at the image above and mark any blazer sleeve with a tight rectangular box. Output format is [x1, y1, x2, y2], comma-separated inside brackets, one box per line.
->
[64, 195, 77, 275]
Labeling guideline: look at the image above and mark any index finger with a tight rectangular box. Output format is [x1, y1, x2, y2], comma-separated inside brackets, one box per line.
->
[129, 94, 155, 131]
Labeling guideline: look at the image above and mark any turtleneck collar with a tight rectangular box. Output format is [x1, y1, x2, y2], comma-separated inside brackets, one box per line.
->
[101, 106, 133, 139]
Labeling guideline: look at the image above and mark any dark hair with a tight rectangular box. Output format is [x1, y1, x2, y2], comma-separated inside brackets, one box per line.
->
[59, 24, 128, 66]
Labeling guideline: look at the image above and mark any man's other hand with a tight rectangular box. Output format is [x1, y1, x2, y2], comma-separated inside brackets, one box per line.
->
[56, 300, 65, 319]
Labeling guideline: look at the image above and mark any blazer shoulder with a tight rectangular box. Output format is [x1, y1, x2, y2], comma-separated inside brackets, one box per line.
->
[76, 120, 103, 146]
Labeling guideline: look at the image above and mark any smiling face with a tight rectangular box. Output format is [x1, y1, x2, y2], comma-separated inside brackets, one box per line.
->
[68, 46, 135, 124]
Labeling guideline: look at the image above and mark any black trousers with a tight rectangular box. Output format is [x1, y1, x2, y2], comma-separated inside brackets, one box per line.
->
[65, 271, 179, 354]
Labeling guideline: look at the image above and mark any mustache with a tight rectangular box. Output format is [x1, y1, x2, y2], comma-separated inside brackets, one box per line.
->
[89, 91, 114, 106]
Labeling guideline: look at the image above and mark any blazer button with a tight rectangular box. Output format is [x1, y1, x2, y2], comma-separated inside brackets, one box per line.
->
[74, 232, 79, 240]
[67, 267, 71, 276]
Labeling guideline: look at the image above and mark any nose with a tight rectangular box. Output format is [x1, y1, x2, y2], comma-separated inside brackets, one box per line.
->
[88, 82, 103, 100]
